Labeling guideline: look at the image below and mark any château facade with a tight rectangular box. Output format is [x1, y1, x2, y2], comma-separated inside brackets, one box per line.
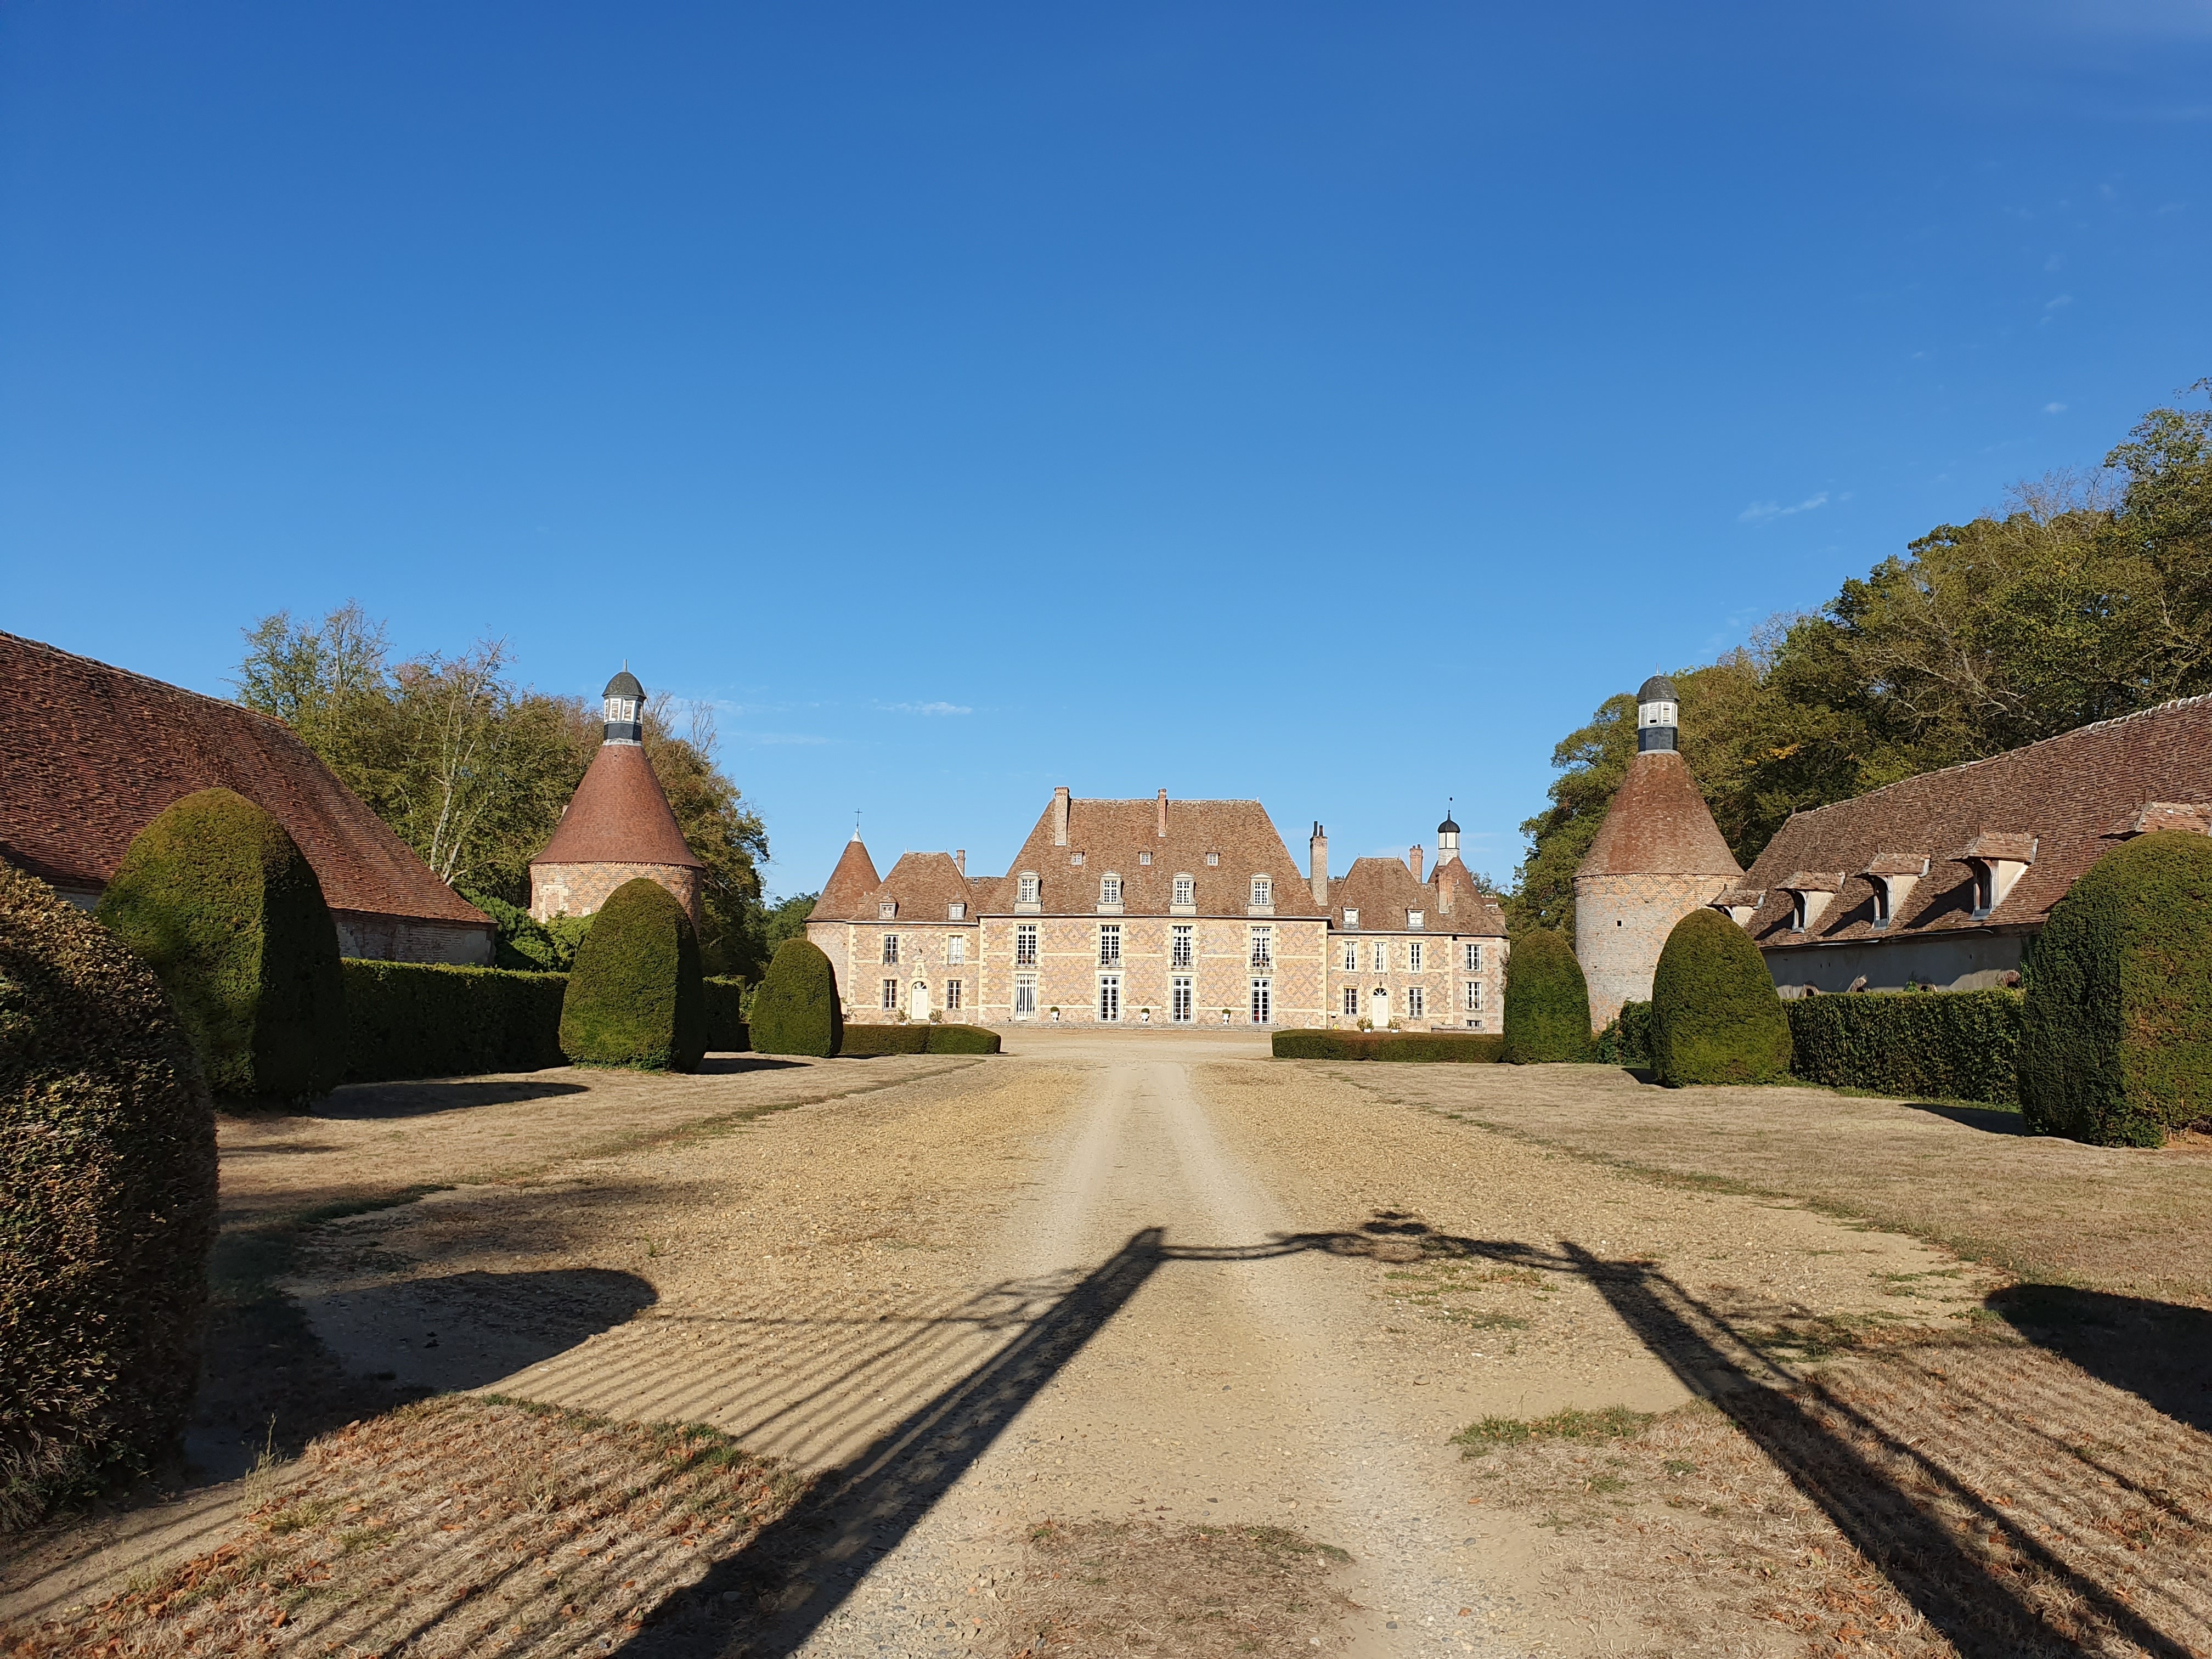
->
[806, 788, 1508, 1030]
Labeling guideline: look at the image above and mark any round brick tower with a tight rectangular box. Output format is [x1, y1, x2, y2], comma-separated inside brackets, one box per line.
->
[1572, 675, 1743, 1028]
[528, 668, 704, 926]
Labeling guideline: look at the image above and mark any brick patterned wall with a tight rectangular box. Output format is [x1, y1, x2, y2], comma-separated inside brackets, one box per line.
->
[1574, 871, 1737, 1027]
[807, 917, 984, 1024]
[973, 915, 1329, 1028]
[531, 861, 703, 929]
[1318, 930, 1508, 1032]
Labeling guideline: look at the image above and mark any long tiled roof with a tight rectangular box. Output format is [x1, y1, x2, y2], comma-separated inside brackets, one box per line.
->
[0, 630, 486, 926]
[1001, 796, 1324, 917]
[1578, 751, 1743, 879]
[1739, 692, 2212, 947]
[859, 851, 976, 922]
[532, 741, 702, 870]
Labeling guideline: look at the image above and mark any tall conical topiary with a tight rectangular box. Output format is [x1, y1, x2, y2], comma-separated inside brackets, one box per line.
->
[1500, 929, 1594, 1063]
[96, 787, 345, 1102]
[752, 937, 843, 1058]
[558, 878, 707, 1071]
[2021, 830, 2212, 1146]
[1649, 908, 1792, 1086]
[1, 865, 216, 1526]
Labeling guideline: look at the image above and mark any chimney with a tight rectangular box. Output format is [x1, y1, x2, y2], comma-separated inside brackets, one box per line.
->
[1308, 822, 1329, 907]
[1156, 788, 1169, 838]
[1408, 843, 1425, 882]
[1052, 786, 1070, 848]
[953, 849, 966, 875]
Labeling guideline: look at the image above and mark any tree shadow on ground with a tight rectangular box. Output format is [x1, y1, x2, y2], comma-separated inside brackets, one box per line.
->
[696, 1056, 805, 1075]
[1902, 1101, 2030, 1136]
[1990, 1282, 2212, 1435]
[298, 1268, 658, 1393]
[301, 1077, 593, 1122]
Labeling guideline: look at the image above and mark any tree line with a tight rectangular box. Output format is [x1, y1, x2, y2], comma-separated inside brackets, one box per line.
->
[233, 605, 815, 977]
[1511, 382, 2212, 936]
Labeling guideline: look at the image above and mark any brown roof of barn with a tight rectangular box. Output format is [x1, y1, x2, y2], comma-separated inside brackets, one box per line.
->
[1739, 692, 2212, 948]
[0, 630, 486, 926]
[1001, 795, 1324, 917]
[1577, 751, 1743, 879]
[532, 742, 701, 871]
[810, 837, 883, 921]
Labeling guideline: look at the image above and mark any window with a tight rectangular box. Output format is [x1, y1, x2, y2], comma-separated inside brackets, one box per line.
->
[1407, 910, 1424, 930]
[1464, 943, 1483, 973]
[1071, 851, 1086, 866]
[946, 978, 963, 1011]
[1101, 874, 1122, 905]
[1205, 852, 1220, 866]
[1172, 874, 1195, 905]
[1098, 975, 1121, 1022]
[947, 901, 966, 921]
[1970, 868, 1993, 918]
[1407, 941, 1424, 973]
[1342, 985, 1358, 1018]
[1099, 923, 1122, 967]
[1791, 892, 1809, 931]
[1464, 980, 1483, 1012]
[1014, 974, 1037, 1018]
[881, 979, 898, 1011]
[879, 901, 897, 919]
[1371, 941, 1387, 973]
[1407, 985, 1425, 1019]
[1871, 880, 1892, 928]
[1342, 907, 1359, 929]
[1171, 924, 1194, 968]
[1250, 876, 1272, 906]
[881, 934, 899, 965]
[1138, 851, 1152, 866]
[1249, 926, 1273, 968]
[1018, 873, 1040, 904]
[1172, 977, 1193, 1023]
[1249, 979, 1272, 1024]
[948, 935, 967, 964]
[1015, 923, 1039, 966]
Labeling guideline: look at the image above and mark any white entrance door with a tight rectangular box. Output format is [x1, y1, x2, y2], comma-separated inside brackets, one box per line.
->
[910, 980, 931, 1022]
[1372, 986, 1391, 1027]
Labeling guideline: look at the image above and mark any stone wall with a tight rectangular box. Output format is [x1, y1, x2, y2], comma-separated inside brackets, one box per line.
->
[974, 915, 1329, 1028]
[1760, 928, 2030, 996]
[531, 861, 703, 929]
[334, 910, 496, 967]
[1574, 871, 1737, 1027]
[806, 917, 985, 1025]
[1319, 930, 1507, 1031]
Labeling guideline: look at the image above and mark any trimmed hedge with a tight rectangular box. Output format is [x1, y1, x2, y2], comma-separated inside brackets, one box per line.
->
[2021, 830, 2212, 1145]
[703, 975, 749, 1052]
[1, 865, 216, 1527]
[342, 960, 567, 1082]
[558, 879, 707, 1071]
[1650, 909, 1792, 1086]
[1272, 1030, 1504, 1062]
[836, 1023, 1002, 1056]
[1500, 930, 1593, 1063]
[1594, 1000, 1653, 1066]
[95, 787, 346, 1102]
[1787, 989, 2022, 1104]
[752, 938, 843, 1058]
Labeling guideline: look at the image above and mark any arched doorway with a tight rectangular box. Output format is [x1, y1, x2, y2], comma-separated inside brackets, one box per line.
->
[1370, 985, 1391, 1028]
[910, 980, 932, 1022]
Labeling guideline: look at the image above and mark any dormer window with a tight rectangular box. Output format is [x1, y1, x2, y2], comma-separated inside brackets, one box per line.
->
[878, 901, 897, 919]
[1407, 910, 1425, 930]
[1172, 874, 1195, 905]
[1791, 892, 1809, 931]
[947, 901, 966, 921]
[1250, 876, 1272, 906]
[1071, 852, 1085, 866]
[1018, 873, 1039, 904]
[1138, 851, 1152, 866]
[1205, 853, 1220, 866]
[1101, 875, 1122, 905]
[1343, 907, 1359, 929]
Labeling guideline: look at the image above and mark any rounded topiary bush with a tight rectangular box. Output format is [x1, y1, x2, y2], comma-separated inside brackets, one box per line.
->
[1, 865, 216, 1527]
[1500, 929, 1594, 1063]
[1649, 908, 1792, 1086]
[2020, 830, 2212, 1146]
[558, 878, 706, 1071]
[95, 787, 345, 1103]
[751, 938, 843, 1058]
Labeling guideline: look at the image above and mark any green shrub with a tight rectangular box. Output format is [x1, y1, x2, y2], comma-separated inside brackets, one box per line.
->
[926, 1024, 1001, 1054]
[2019, 831, 2212, 1145]
[751, 938, 843, 1058]
[1, 865, 216, 1527]
[558, 879, 706, 1071]
[1649, 909, 1793, 1086]
[1787, 989, 2022, 1104]
[703, 975, 749, 1052]
[838, 1023, 931, 1056]
[1594, 1000, 1653, 1066]
[95, 787, 346, 1102]
[462, 889, 592, 973]
[1500, 930, 1593, 1063]
[1272, 1030, 1504, 1062]
[342, 961, 567, 1082]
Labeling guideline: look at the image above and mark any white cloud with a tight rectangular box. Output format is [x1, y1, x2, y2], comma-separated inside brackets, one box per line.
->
[2045, 402, 2068, 414]
[2045, 294, 2073, 309]
[2045, 253, 2064, 272]
[883, 700, 973, 716]
[1737, 491, 1830, 526]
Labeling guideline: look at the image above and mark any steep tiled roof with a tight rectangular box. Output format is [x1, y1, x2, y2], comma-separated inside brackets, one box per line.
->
[810, 837, 884, 921]
[1739, 692, 2212, 947]
[1430, 859, 1510, 935]
[861, 851, 975, 921]
[1001, 796, 1323, 917]
[1577, 751, 1743, 879]
[0, 630, 486, 925]
[532, 742, 701, 871]
[1331, 856, 1430, 930]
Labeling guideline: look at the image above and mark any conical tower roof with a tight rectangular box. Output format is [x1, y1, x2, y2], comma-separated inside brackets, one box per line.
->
[1577, 750, 1742, 879]
[811, 835, 882, 920]
[532, 743, 701, 870]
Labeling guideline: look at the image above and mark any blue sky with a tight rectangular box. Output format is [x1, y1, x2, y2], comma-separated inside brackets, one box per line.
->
[5, 3, 2210, 896]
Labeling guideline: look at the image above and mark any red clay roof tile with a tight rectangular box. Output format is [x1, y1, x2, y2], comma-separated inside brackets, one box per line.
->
[531, 742, 701, 871]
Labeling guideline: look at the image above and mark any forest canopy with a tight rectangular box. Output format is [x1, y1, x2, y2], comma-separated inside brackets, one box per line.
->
[1512, 382, 2212, 936]
[233, 607, 781, 977]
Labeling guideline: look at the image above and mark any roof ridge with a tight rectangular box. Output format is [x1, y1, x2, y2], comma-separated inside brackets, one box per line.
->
[1, 629, 292, 732]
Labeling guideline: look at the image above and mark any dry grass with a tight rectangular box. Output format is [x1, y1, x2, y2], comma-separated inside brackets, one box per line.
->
[2, 1397, 805, 1657]
[999, 1519, 1356, 1656]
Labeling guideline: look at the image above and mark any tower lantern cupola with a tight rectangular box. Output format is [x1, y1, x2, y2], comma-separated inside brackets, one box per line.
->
[1636, 674, 1679, 754]
[1436, 804, 1462, 866]
[602, 667, 645, 746]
